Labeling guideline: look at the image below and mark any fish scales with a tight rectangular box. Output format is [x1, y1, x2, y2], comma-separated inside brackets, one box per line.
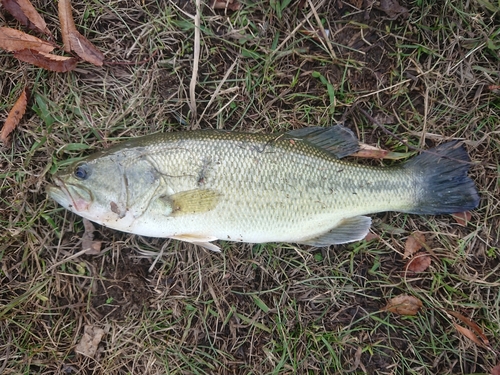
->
[48, 126, 479, 251]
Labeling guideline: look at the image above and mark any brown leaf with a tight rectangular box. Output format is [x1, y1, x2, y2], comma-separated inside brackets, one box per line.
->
[453, 323, 485, 347]
[212, 0, 241, 11]
[451, 211, 472, 227]
[447, 310, 489, 346]
[404, 232, 426, 258]
[0, 26, 54, 53]
[57, 0, 77, 52]
[381, 295, 423, 316]
[364, 232, 380, 242]
[75, 325, 105, 357]
[68, 30, 104, 66]
[379, 0, 409, 19]
[405, 253, 431, 273]
[2, 0, 52, 36]
[1, 87, 29, 144]
[491, 363, 500, 375]
[14, 49, 78, 72]
[82, 219, 101, 255]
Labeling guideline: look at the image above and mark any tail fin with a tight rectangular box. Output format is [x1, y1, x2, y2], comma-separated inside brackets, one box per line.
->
[403, 141, 479, 215]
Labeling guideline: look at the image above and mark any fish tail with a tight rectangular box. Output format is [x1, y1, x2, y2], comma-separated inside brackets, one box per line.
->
[403, 141, 479, 215]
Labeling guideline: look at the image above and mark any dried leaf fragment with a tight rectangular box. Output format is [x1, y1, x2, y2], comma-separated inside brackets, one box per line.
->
[453, 323, 485, 347]
[14, 49, 78, 72]
[379, 0, 409, 19]
[404, 232, 426, 258]
[491, 363, 500, 375]
[82, 219, 101, 255]
[1, 87, 29, 144]
[0, 27, 54, 53]
[381, 295, 423, 316]
[2, 0, 52, 36]
[448, 310, 489, 346]
[75, 325, 105, 357]
[405, 253, 431, 273]
[58, 0, 77, 52]
[451, 211, 472, 227]
[68, 31, 104, 66]
[212, 0, 240, 11]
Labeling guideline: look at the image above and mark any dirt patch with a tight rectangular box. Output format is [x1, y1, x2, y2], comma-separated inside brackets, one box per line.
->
[88, 250, 152, 320]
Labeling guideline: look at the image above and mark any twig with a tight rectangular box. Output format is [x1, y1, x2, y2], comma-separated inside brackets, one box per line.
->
[190, 0, 202, 127]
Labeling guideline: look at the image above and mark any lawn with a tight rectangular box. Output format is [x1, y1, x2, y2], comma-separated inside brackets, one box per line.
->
[1, 0, 499, 374]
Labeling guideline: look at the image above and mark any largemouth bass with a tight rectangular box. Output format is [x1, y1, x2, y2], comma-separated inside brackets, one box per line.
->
[47, 125, 479, 251]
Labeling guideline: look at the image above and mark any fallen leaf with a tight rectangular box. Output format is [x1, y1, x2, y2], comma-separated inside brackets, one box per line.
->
[212, 0, 240, 11]
[379, 0, 409, 19]
[451, 211, 472, 227]
[1, 87, 29, 144]
[364, 232, 379, 241]
[351, 143, 414, 160]
[491, 363, 500, 375]
[453, 323, 485, 347]
[82, 219, 102, 255]
[405, 253, 431, 273]
[0, 27, 54, 53]
[14, 49, 78, 72]
[75, 325, 105, 357]
[404, 232, 426, 258]
[68, 30, 104, 66]
[58, 0, 77, 52]
[447, 310, 489, 346]
[2, 0, 52, 36]
[381, 295, 423, 316]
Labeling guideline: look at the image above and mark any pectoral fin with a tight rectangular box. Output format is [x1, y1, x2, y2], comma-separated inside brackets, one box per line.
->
[170, 234, 221, 252]
[299, 216, 372, 246]
[160, 189, 220, 217]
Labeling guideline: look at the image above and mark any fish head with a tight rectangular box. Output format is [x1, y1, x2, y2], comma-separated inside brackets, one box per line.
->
[47, 155, 127, 222]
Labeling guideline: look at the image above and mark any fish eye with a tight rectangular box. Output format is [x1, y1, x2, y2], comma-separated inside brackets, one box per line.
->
[73, 163, 90, 180]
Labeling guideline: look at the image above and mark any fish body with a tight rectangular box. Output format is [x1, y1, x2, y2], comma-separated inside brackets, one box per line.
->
[47, 126, 479, 251]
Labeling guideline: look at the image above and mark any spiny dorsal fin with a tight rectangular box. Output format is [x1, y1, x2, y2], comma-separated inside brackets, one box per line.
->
[299, 216, 372, 246]
[165, 189, 220, 216]
[285, 124, 359, 158]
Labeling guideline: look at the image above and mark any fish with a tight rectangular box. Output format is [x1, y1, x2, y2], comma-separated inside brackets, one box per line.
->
[47, 125, 479, 252]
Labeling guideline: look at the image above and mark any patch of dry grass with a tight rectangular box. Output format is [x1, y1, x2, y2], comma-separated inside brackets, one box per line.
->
[1, 0, 499, 374]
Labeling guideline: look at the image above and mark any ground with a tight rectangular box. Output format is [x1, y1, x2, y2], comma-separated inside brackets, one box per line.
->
[1, 0, 499, 374]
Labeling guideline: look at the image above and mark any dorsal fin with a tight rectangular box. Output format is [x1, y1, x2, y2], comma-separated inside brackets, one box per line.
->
[285, 124, 359, 158]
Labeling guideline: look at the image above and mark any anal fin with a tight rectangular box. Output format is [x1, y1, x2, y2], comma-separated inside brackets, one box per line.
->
[170, 234, 221, 252]
[299, 216, 372, 246]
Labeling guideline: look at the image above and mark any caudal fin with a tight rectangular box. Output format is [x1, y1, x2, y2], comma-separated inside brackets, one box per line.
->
[403, 141, 479, 215]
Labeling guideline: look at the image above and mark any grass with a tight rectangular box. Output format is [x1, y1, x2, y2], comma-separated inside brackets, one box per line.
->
[1, 0, 500, 374]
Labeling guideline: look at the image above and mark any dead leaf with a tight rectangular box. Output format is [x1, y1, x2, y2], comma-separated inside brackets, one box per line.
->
[68, 30, 104, 66]
[491, 363, 500, 375]
[453, 323, 485, 347]
[451, 211, 472, 227]
[1, 87, 29, 144]
[2, 0, 52, 37]
[405, 253, 431, 273]
[404, 232, 426, 258]
[212, 0, 240, 10]
[57, 0, 77, 52]
[447, 310, 489, 346]
[75, 325, 105, 357]
[351, 143, 414, 160]
[82, 219, 102, 255]
[379, 0, 409, 19]
[381, 295, 423, 316]
[364, 232, 379, 241]
[14, 49, 78, 72]
[0, 27, 54, 53]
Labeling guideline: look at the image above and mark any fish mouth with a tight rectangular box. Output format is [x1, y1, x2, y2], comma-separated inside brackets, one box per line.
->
[47, 177, 92, 212]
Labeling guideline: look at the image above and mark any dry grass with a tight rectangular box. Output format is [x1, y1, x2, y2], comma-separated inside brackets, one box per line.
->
[1, 0, 499, 374]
